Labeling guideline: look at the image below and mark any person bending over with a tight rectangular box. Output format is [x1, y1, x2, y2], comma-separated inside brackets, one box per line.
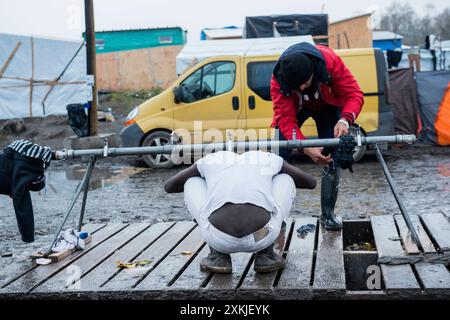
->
[164, 150, 316, 273]
[270, 42, 364, 230]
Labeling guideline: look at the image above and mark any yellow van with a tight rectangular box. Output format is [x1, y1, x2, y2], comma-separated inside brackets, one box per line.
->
[120, 47, 393, 168]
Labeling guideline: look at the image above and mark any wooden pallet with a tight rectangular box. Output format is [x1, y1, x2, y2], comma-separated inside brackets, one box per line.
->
[371, 213, 450, 297]
[1, 215, 449, 300]
[31, 235, 93, 263]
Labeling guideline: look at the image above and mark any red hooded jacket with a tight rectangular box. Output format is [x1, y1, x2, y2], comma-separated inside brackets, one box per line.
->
[271, 44, 364, 140]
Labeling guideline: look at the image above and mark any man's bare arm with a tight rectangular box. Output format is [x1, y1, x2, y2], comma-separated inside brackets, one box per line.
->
[280, 161, 316, 189]
[164, 164, 201, 193]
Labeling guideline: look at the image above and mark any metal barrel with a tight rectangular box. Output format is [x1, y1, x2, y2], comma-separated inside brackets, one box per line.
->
[54, 134, 416, 160]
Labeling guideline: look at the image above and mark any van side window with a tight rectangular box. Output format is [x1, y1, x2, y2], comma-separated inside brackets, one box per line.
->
[247, 61, 276, 101]
[180, 61, 236, 103]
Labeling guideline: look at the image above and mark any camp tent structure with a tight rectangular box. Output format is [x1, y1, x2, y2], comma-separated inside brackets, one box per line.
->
[0, 33, 88, 120]
[388, 68, 421, 135]
[415, 70, 450, 145]
[435, 82, 450, 145]
[244, 14, 328, 41]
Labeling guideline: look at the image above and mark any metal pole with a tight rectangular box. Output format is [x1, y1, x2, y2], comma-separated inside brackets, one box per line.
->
[53, 135, 416, 160]
[43, 158, 97, 257]
[374, 144, 424, 252]
[77, 156, 96, 232]
[84, 0, 98, 136]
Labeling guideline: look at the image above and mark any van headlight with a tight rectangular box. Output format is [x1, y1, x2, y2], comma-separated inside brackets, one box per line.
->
[125, 106, 139, 126]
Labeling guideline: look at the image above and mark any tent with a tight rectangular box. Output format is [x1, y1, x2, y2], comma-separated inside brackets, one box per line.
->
[415, 70, 450, 144]
[435, 83, 450, 145]
[244, 14, 328, 41]
[176, 35, 314, 76]
[388, 68, 421, 135]
[0, 33, 88, 120]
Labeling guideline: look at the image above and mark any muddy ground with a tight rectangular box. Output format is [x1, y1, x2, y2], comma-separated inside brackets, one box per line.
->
[0, 91, 150, 151]
[0, 97, 449, 285]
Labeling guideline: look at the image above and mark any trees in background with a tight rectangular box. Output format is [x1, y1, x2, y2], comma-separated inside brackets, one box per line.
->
[434, 8, 450, 41]
[380, 1, 450, 46]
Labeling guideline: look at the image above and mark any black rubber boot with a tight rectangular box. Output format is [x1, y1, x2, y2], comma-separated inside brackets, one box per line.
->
[320, 166, 343, 231]
[254, 243, 286, 273]
[200, 246, 232, 274]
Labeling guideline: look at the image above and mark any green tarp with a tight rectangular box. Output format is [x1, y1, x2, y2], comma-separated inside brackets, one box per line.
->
[86, 28, 186, 54]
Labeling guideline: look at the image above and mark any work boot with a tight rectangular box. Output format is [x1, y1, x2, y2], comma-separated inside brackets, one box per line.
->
[254, 243, 286, 273]
[200, 246, 232, 274]
[320, 166, 343, 231]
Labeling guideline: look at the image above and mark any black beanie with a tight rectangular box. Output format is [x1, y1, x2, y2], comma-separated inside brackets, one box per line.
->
[280, 52, 314, 89]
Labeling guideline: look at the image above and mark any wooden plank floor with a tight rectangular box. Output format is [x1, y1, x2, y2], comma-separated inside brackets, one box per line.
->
[371, 213, 450, 298]
[1, 214, 450, 300]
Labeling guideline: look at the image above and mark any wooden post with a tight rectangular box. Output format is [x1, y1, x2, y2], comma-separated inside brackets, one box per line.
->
[84, 0, 98, 136]
[344, 31, 350, 48]
[29, 37, 34, 117]
[0, 42, 21, 79]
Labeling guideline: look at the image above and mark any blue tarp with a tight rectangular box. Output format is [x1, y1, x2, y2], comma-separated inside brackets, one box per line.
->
[200, 26, 239, 40]
[373, 39, 402, 51]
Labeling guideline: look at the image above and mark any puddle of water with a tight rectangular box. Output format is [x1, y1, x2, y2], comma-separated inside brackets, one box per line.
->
[44, 164, 147, 194]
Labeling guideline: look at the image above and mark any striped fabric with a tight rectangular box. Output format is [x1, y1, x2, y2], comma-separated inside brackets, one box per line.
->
[7, 140, 52, 166]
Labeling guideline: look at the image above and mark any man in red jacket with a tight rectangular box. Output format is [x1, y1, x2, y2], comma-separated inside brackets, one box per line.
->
[271, 42, 364, 230]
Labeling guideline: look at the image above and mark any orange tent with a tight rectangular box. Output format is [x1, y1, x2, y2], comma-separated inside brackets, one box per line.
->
[435, 83, 450, 145]
[416, 71, 450, 145]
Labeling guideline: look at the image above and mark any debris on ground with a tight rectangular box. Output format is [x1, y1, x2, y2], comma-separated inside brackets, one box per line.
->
[97, 108, 115, 122]
[296, 224, 316, 237]
[35, 229, 47, 235]
[1, 252, 13, 258]
[51, 228, 86, 252]
[388, 236, 402, 241]
[181, 251, 193, 255]
[0, 119, 26, 135]
[36, 258, 52, 265]
[115, 259, 151, 269]
[345, 242, 376, 251]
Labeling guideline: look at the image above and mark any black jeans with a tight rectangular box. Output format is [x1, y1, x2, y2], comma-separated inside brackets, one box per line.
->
[275, 105, 341, 219]
[276, 106, 340, 160]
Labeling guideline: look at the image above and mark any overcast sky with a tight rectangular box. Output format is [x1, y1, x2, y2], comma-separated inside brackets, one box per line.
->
[0, 0, 448, 42]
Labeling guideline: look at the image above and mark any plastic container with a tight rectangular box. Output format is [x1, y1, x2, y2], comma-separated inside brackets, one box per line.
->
[78, 231, 89, 239]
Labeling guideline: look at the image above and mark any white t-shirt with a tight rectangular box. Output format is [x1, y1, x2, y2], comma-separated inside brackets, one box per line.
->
[196, 150, 284, 218]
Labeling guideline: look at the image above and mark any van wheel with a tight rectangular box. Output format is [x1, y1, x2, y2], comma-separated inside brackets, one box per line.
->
[141, 131, 175, 168]
[348, 125, 367, 163]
